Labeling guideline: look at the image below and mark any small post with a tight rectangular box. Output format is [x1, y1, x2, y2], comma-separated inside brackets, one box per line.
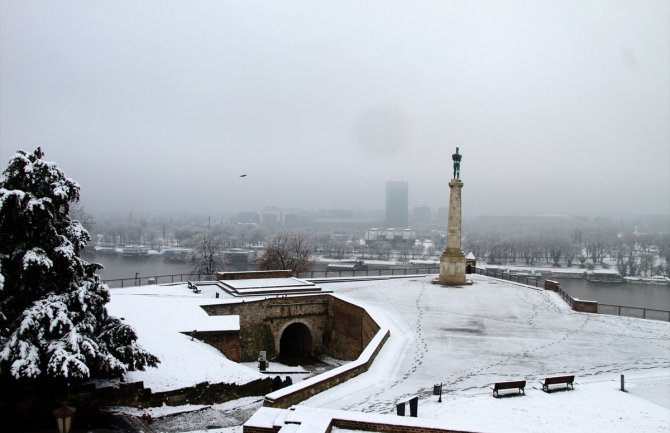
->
[620, 374, 625, 392]
[409, 396, 418, 417]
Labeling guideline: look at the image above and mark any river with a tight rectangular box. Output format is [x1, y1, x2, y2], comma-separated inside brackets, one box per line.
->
[553, 277, 670, 311]
[84, 253, 253, 281]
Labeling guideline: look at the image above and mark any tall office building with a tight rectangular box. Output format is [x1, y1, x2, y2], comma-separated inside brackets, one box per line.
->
[385, 181, 409, 228]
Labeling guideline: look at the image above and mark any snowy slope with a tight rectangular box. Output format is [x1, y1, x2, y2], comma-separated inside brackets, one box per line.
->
[106, 284, 264, 391]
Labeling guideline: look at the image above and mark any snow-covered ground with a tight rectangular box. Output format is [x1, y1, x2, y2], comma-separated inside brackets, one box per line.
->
[108, 275, 670, 432]
[105, 284, 265, 391]
[299, 274, 669, 431]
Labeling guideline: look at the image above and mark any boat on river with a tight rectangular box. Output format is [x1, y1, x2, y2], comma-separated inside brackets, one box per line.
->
[585, 269, 623, 283]
[504, 268, 542, 278]
[162, 247, 194, 262]
[122, 245, 149, 257]
[327, 260, 368, 271]
[624, 276, 670, 285]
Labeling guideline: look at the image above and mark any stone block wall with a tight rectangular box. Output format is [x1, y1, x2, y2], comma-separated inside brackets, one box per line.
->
[544, 279, 598, 314]
[201, 294, 381, 362]
[2, 377, 273, 418]
[329, 296, 364, 359]
[572, 299, 598, 313]
[544, 280, 560, 291]
[264, 330, 389, 408]
[74, 378, 272, 409]
[202, 296, 330, 361]
[327, 296, 382, 360]
[186, 330, 241, 362]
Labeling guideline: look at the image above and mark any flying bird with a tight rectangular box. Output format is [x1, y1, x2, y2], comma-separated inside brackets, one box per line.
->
[239, 174, 247, 177]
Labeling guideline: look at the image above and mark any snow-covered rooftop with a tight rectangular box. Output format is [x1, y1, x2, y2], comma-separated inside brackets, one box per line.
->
[106, 283, 262, 391]
[223, 277, 313, 289]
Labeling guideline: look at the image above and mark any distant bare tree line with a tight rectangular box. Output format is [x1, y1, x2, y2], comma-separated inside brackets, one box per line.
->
[463, 230, 669, 277]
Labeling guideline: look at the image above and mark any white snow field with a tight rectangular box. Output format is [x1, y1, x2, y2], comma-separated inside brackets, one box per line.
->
[108, 275, 670, 432]
[106, 284, 265, 392]
[297, 274, 670, 432]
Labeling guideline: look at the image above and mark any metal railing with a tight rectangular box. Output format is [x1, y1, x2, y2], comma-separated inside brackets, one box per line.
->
[475, 267, 544, 287]
[103, 267, 442, 288]
[598, 304, 670, 322]
[476, 268, 670, 322]
[297, 267, 440, 279]
[104, 273, 216, 288]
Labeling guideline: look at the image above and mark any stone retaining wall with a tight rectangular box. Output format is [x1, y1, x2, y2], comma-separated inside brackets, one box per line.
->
[263, 326, 389, 409]
[202, 296, 330, 361]
[544, 280, 598, 313]
[2, 377, 273, 419]
[67, 377, 272, 409]
[184, 330, 241, 362]
[201, 294, 383, 363]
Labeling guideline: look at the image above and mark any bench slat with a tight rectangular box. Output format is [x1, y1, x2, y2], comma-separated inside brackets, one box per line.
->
[541, 375, 575, 392]
[493, 381, 526, 390]
[492, 380, 526, 397]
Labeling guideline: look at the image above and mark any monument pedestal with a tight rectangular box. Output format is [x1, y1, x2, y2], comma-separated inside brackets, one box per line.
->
[436, 248, 467, 285]
[433, 178, 470, 286]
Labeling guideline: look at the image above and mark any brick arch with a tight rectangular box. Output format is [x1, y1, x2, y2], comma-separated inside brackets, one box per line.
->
[275, 319, 315, 357]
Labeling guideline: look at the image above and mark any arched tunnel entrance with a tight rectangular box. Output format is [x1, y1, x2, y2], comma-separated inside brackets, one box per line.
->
[279, 322, 313, 365]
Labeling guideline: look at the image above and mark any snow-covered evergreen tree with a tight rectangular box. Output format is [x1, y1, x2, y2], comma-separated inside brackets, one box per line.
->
[0, 148, 158, 383]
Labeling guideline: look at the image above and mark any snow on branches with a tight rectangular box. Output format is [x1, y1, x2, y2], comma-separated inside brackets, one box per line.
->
[0, 148, 158, 383]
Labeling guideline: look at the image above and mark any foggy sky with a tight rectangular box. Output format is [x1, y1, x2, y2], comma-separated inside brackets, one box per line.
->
[1, 0, 668, 218]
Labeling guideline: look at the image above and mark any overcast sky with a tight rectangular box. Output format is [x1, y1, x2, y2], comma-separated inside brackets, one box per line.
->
[1, 0, 668, 217]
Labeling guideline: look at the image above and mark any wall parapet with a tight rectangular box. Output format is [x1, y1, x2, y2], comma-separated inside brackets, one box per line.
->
[264, 327, 389, 408]
[544, 280, 598, 313]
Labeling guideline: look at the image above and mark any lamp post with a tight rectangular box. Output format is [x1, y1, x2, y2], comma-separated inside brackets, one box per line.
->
[53, 402, 76, 433]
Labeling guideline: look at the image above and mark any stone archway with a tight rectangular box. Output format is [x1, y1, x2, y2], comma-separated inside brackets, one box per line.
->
[279, 322, 313, 363]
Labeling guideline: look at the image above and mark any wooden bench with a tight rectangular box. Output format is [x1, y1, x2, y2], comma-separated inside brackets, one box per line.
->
[491, 380, 526, 397]
[541, 375, 574, 392]
[187, 280, 201, 293]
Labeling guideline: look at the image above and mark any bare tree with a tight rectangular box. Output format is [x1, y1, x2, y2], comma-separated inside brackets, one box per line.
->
[585, 232, 611, 265]
[191, 231, 228, 276]
[70, 203, 95, 232]
[257, 232, 314, 276]
[564, 243, 580, 267]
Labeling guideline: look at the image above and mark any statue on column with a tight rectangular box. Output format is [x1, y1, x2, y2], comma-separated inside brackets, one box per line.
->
[452, 147, 462, 180]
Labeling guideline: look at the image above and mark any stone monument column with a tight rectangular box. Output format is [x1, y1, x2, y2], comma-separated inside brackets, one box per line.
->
[436, 148, 468, 285]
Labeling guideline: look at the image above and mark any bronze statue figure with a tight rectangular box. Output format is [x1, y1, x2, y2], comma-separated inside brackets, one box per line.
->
[452, 147, 462, 180]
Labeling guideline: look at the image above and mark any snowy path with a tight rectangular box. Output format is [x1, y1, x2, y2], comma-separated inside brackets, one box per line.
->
[304, 275, 670, 415]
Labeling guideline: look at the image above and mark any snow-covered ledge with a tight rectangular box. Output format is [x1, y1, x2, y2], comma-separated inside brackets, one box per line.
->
[264, 326, 390, 408]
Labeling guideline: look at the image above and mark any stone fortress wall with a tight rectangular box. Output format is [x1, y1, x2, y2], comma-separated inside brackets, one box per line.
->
[201, 294, 381, 362]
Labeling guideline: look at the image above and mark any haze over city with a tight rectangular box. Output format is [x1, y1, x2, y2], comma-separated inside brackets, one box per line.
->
[1, 0, 668, 217]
